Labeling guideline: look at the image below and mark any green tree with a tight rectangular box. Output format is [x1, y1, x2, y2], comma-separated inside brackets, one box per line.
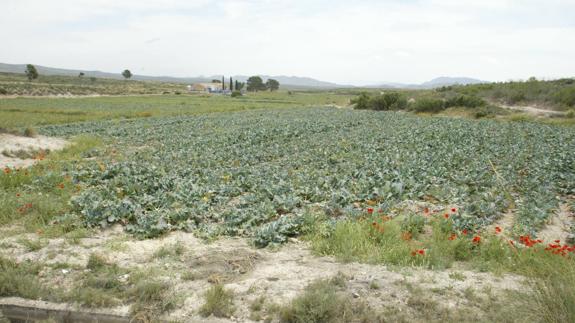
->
[122, 69, 132, 80]
[25, 64, 38, 81]
[229, 77, 233, 91]
[78, 72, 85, 78]
[235, 81, 245, 91]
[247, 76, 266, 92]
[266, 79, 280, 91]
[212, 79, 222, 83]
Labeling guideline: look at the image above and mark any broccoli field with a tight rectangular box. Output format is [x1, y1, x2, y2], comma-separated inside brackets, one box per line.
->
[39, 107, 575, 245]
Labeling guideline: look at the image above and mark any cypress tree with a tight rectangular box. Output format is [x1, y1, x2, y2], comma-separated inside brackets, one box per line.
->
[229, 77, 233, 91]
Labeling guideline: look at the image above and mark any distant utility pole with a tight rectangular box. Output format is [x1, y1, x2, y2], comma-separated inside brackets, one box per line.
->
[230, 77, 233, 91]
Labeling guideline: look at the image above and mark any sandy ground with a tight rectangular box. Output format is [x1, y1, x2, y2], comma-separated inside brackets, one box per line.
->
[498, 104, 566, 117]
[0, 133, 68, 168]
[0, 225, 527, 322]
[488, 199, 574, 243]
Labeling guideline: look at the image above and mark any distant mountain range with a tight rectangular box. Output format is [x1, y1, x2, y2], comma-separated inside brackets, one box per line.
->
[0, 62, 486, 89]
[0, 63, 346, 89]
[366, 77, 486, 89]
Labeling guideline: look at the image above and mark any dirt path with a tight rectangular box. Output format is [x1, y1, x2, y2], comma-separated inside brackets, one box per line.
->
[498, 103, 566, 117]
[0, 133, 68, 168]
[537, 201, 574, 244]
[0, 227, 527, 322]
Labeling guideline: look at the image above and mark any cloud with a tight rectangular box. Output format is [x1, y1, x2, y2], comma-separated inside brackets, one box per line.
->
[1, 0, 574, 84]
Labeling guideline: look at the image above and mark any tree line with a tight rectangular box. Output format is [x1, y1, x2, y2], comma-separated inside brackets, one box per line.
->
[23, 65, 281, 92]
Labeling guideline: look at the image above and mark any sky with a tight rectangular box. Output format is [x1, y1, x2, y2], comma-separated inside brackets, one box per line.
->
[1, 0, 575, 85]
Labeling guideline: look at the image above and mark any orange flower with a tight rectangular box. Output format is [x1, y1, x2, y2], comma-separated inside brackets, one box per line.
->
[3, 167, 11, 174]
[57, 183, 65, 189]
[444, 213, 449, 219]
[16, 193, 21, 197]
[448, 233, 457, 241]
[495, 226, 502, 234]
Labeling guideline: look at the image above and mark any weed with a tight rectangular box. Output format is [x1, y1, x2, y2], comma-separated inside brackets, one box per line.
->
[152, 241, 186, 259]
[23, 127, 38, 138]
[17, 238, 47, 252]
[448, 272, 466, 281]
[199, 284, 235, 318]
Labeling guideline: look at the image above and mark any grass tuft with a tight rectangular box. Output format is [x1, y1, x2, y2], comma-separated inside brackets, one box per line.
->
[199, 284, 235, 318]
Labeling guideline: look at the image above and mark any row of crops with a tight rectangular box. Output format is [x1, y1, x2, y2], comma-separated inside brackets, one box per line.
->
[43, 108, 575, 246]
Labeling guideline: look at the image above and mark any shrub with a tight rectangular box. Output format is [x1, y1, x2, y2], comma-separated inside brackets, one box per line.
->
[445, 95, 486, 108]
[231, 90, 242, 98]
[351, 92, 371, 110]
[566, 109, 575, 119]
[0, 88, 7, 95]
[351, 92, 407, 111]
[23, 127, 38, 138]
[554, 87, 575, 107]
[411, 98, 445, 113]
[370, 93, 407, 111]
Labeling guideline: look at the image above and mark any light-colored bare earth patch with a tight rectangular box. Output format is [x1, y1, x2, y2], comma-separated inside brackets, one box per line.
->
[537, 200, 574, 244]
[0, 133, 68, 168]
[498, 104, 566, 117]
[0, 227, 527, 322]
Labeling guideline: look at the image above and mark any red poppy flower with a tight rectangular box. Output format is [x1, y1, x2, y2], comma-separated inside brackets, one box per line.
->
[554, 240, 561, 244]
[462, 229, 468, 235]
[451, 208, 457, 213]
[417, 249, 425, 255]
[444, 214, 449, 219]
[472, 236, 481, 244]
[367, 208, 374, 214]
[448, 233, 457, 241]
[495, 227, 502, 234]
[424, 207, 430, 214]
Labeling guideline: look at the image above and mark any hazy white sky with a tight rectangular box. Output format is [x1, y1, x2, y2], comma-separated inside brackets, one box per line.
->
[1, 0, 574, 85]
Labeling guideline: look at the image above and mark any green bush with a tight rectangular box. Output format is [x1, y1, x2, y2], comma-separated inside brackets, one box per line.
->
[231, 91, 242, 98]
[445, 95, 486, 108]
[0, 88, 7, 95]
[554, 87, 575, 107]
[351, 92, 407, 111]
[411, 98, 445, 113]
[23, 127, 38, 138]
[351, 92, 371, 110]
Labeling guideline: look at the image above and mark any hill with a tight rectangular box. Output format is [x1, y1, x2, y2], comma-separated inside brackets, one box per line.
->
[368, 76, 486, 89]
[0, 63, 346, 89]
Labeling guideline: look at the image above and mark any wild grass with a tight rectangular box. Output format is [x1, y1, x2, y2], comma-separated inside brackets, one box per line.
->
[0, 91, 352, 129]
[306, 213, 575, 322]
[0, 135, 102, 236]
[0, 256, 59, 300]
[199, 284, 235, 318]
[278, 276, 380, 323]
[152, 241, 186, 259]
